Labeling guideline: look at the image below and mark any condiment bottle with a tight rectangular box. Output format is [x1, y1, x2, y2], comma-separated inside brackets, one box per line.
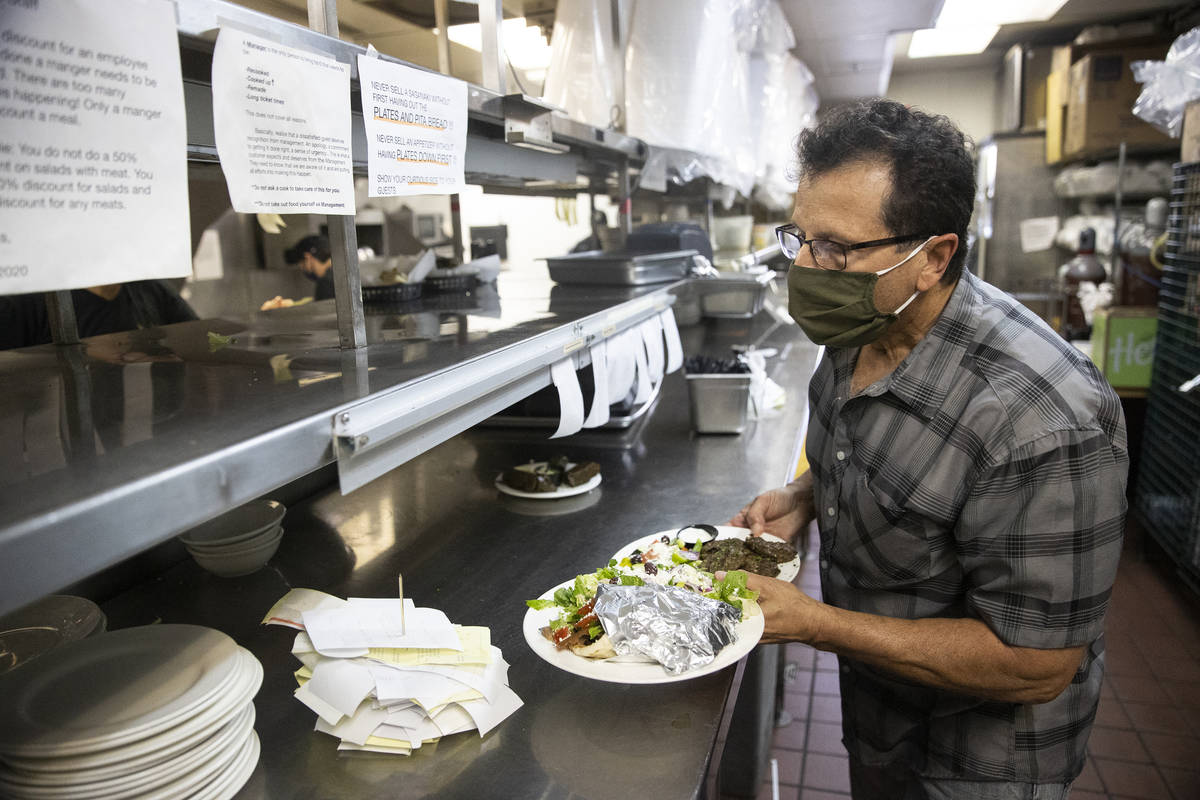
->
[1061, 227, 1108, 341]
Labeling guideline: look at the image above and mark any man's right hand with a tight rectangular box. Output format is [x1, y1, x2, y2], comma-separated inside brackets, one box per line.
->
[729, 471, 816, 543]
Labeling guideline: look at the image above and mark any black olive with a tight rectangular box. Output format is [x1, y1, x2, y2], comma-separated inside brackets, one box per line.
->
[660, 535, 670, 544]
[609, 577, 619, 584]
[630, 553, 643, 564]
[644, 562, 658, 575]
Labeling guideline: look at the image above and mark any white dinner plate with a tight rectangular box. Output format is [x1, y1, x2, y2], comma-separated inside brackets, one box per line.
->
[610, 526, 801, 583]
[523, 576, 764, 684]
[494, 462, 602, 500]
[0, 703, 256, 799]
[0, 625, 242, 758]
[190, 730, 259, 800]
[0, 645, 261, 773]
[124, 724, 255, 800]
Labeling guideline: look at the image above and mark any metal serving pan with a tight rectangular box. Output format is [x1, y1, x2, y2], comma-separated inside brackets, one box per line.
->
[544, 249, 697, 286]
[697, 271, 777, 319]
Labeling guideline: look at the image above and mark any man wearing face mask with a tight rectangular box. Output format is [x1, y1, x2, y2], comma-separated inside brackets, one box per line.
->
[729, 100, 1127, 799]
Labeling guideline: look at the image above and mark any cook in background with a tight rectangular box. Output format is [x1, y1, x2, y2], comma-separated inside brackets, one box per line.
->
[261, 234, 335, 310]
[0, 281, 197, 351]
[730, 99, 1127, 800]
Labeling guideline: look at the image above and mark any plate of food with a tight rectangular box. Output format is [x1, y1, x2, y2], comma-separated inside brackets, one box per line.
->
[610, 525, 801, 583]
[523, 557, 764, 684]
[495, 457, 601, 500]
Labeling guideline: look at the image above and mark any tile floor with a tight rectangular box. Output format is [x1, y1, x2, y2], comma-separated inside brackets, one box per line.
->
[730, 521, 1200, 800]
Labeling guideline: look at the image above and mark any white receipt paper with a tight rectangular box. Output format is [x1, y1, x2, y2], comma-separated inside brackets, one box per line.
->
[550, 358, 584, 439]
[640, 317, 665, 384]
[302, 599, 462, 655]
[659, 309, 684, 373]
[632, 330, 652, 404]
[0, 0, 190, 294]
[582, 340, 610, 428]
[606, 330, 638, 403]
[356, 54, 468, 197]
[212, 28, 354, 214]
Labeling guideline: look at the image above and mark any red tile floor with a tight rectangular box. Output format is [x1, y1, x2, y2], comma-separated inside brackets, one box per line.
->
[730, 521, 1200, 800]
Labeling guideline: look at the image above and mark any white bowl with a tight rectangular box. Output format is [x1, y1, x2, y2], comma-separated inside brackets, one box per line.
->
[179, 500, 285, 548]
[188, 530, 283, 577]
[182, 524, 282, 554]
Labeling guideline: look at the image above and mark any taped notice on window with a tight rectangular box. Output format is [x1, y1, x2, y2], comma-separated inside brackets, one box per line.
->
[356, 54, 468, 196]
[211, 28, 354, 215]
[0, 0, 190, 294]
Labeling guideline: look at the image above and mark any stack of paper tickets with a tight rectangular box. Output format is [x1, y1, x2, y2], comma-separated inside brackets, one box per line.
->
[262, 589, 522, 755]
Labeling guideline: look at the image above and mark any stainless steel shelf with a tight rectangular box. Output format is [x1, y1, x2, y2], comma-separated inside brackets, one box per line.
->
[176, 0, 646, 184]
[0, 275, 680, 616]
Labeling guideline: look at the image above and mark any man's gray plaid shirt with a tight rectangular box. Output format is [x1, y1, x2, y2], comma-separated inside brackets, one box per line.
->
[808, 269, 1128, 781]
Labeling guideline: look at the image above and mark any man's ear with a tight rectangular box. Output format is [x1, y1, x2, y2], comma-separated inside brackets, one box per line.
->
[917, 234, 958, 290]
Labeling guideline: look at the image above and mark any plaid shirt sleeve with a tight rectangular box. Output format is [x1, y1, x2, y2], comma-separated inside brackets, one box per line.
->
[958, 426, 1127, 650]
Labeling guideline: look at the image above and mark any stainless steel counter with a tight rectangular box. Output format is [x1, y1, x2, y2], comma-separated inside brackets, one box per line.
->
[93, 299, 819, 800]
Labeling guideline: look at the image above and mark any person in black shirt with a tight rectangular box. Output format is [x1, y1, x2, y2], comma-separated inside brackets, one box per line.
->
[285, 234, 335, 301]
[0, 281, 198, 351]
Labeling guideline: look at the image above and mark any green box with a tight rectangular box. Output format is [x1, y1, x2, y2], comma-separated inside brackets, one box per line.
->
[1091, 307, 1158, 389]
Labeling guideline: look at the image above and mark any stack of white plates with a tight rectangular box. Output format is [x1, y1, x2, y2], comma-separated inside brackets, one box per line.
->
[0, 624, 262, 800]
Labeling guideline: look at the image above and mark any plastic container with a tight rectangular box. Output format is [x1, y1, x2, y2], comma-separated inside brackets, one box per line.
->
[711, 216, 754, 252]
[685, 373, 751, 434]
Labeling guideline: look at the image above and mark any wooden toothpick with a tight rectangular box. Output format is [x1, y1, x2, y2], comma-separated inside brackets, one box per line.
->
[397, 574, 405, 634]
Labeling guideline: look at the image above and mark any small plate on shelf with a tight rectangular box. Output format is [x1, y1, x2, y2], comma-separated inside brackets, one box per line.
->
[494, 462, 602, 500]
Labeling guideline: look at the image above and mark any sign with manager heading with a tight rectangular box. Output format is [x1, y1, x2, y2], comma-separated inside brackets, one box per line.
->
[0, 0, 190, 294]
[211, 28, 354, 215]
[356, 53, 468, 197]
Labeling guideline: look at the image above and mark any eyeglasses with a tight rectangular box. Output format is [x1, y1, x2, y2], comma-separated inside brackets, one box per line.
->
[775, 223, 932, 271]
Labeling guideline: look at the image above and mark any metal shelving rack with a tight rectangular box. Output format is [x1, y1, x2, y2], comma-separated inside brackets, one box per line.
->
[0, 0, 698, 617]
[1133, 161, 1200, 590]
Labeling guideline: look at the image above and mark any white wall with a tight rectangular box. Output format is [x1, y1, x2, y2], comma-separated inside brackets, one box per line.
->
[885, 66, 998, 146]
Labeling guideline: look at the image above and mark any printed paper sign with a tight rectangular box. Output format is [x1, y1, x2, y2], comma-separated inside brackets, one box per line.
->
[0, 0, 190, 294]
[1019, 216, 1059, 253]
[356, 55, 467, 196]
[211, 28, 354, 214]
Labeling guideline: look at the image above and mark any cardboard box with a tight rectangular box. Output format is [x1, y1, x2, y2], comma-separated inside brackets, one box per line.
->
[1022, 46, 1053, 132]
[1182, 100, 1200, 163]
[1090, 306, 1158, 389]
[1045, 46, 1074, 163]
[1046, 67, 1069, 163]
[1064, 45, 1173, 160]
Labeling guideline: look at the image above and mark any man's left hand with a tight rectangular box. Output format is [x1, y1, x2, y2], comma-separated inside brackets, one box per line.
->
[718, 570, 827, 644]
